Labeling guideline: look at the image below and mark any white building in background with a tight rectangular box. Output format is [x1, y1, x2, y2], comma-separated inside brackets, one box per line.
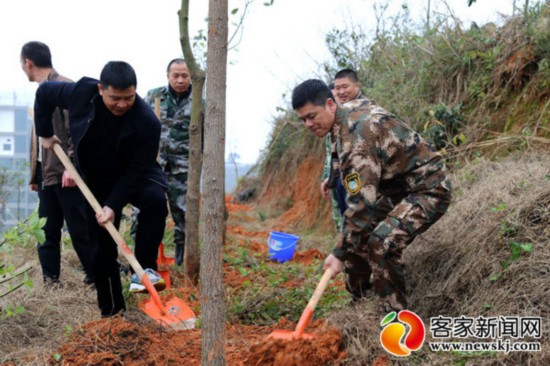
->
[0, 93, 36, 231]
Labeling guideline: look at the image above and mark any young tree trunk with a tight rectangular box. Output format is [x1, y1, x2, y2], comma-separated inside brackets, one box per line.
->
[201, 0, 228, 364]
[179, 0, 206, 285]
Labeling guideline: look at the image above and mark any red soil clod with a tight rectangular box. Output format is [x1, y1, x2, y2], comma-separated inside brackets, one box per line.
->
[245, 326, 346, 366]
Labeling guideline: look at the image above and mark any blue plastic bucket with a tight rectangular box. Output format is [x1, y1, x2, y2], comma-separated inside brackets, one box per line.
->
[268, 231, 299, 262]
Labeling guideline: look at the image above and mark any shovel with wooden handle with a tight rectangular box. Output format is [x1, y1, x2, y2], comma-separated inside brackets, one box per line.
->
[52, 144, 196, 330]
[268, 268, 334, 340]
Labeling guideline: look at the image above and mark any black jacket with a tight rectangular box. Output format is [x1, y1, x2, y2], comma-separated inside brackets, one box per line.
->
[34, 77, 167, 212]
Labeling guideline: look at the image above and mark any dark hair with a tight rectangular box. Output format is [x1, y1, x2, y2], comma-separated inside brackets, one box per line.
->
[166, 58, 186, 73]
[328, 82, 335, 90]
[291, 79, 334, 110]
[100, 61, 137, 89]
[21, 41, 53, 68]
[334, 68, 359, 83]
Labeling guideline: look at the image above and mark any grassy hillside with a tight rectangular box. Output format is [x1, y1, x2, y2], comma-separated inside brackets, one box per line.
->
[325, 1, 550, 145]
[242, 1, 550, 232]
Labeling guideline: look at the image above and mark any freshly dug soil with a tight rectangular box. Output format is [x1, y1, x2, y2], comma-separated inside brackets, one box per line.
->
[55, 316, 345, 366]
[245, 326, 346, 366]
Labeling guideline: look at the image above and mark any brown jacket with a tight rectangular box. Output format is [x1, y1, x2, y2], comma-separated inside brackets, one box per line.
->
[30, 69, 73, 186]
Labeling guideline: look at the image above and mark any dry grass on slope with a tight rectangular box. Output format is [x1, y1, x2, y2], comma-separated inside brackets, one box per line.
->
[408, 152, 550, 365]
[330, 152, 550, 366]
[0, 251, 98, 365]
[408, 153, 550, 319]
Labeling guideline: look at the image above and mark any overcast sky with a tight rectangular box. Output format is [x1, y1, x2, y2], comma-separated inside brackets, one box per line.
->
[0, 0, 519, 164]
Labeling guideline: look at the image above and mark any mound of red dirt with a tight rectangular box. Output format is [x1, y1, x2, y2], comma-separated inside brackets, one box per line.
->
[56, 317, 275, 365]
[292, 248, 324, 265]
[246, 325, 346, 366]
[227, 225, 270, 240]
[55, 317, 345, 366]
[226, 195, 253, 213]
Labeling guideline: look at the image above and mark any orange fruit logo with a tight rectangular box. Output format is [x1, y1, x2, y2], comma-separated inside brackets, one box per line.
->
[380, 310, 425, 357]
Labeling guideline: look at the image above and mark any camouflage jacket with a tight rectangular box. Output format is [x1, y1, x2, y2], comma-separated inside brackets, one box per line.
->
[322, 92, 365, 182]
[331, 99, 451, 259]
[322, 96, 372, 231]
[145, 85, 194, 175]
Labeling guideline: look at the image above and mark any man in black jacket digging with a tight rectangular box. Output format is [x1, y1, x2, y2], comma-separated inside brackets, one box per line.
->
[34, 61, 168, 317]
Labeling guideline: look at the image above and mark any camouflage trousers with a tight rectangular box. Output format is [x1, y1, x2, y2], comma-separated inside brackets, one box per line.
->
[343, 179, 452, 313]
[166, 172, 187, 266]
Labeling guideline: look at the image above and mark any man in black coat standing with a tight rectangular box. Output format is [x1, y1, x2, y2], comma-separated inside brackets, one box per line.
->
[20, 41, 95, 286]
[34, 61, 168, 317]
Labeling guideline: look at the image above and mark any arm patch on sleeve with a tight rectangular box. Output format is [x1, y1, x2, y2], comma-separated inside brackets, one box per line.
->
[344, 173, 361, 195]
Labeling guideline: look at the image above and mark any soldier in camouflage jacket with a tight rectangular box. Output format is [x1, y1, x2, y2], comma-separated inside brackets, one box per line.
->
[292, 79, 452, 313]
[145, 58, 197, 266]
[321, 69, 364, 231]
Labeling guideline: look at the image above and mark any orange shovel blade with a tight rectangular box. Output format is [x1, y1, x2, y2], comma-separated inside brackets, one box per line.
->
[157, 243, 176, 266]
[268, 329, 313, 340]
[138, 296, 196, 331]
[268, 307, 314, 340]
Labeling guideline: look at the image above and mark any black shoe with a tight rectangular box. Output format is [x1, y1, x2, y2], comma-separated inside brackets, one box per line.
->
[84, 274, 95, 285]
[119, 264, 131, 275]
[43, 277, 63, 289]
[101, 309, 127, 320]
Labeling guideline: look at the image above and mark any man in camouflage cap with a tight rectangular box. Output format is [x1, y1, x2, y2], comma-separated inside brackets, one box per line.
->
[145, 58, 198, 266]
[292, 79, 452, 313]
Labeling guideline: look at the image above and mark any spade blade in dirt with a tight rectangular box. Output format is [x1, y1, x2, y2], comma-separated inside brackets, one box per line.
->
[269, 268, 333, 340]
[138, 287, 196, 331]
[52, 144, 196, 330]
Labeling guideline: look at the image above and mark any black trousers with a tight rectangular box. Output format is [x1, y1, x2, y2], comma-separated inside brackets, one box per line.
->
[36, 165, 95, 282]
[88, 180, 167, 317]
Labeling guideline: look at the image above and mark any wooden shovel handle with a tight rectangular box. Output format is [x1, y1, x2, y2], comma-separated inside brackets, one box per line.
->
[307, 268, 334, 311]
[294, 268, 334, 337]
[154, 97, 161, 118]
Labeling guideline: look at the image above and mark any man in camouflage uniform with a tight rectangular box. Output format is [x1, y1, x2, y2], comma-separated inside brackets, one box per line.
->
[145, 58, 195, 266]
[321, 69, 364, 230]
[292, 79, 452, 313]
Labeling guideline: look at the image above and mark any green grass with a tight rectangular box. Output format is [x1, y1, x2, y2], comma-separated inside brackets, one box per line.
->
[223, 238, 348, 325]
